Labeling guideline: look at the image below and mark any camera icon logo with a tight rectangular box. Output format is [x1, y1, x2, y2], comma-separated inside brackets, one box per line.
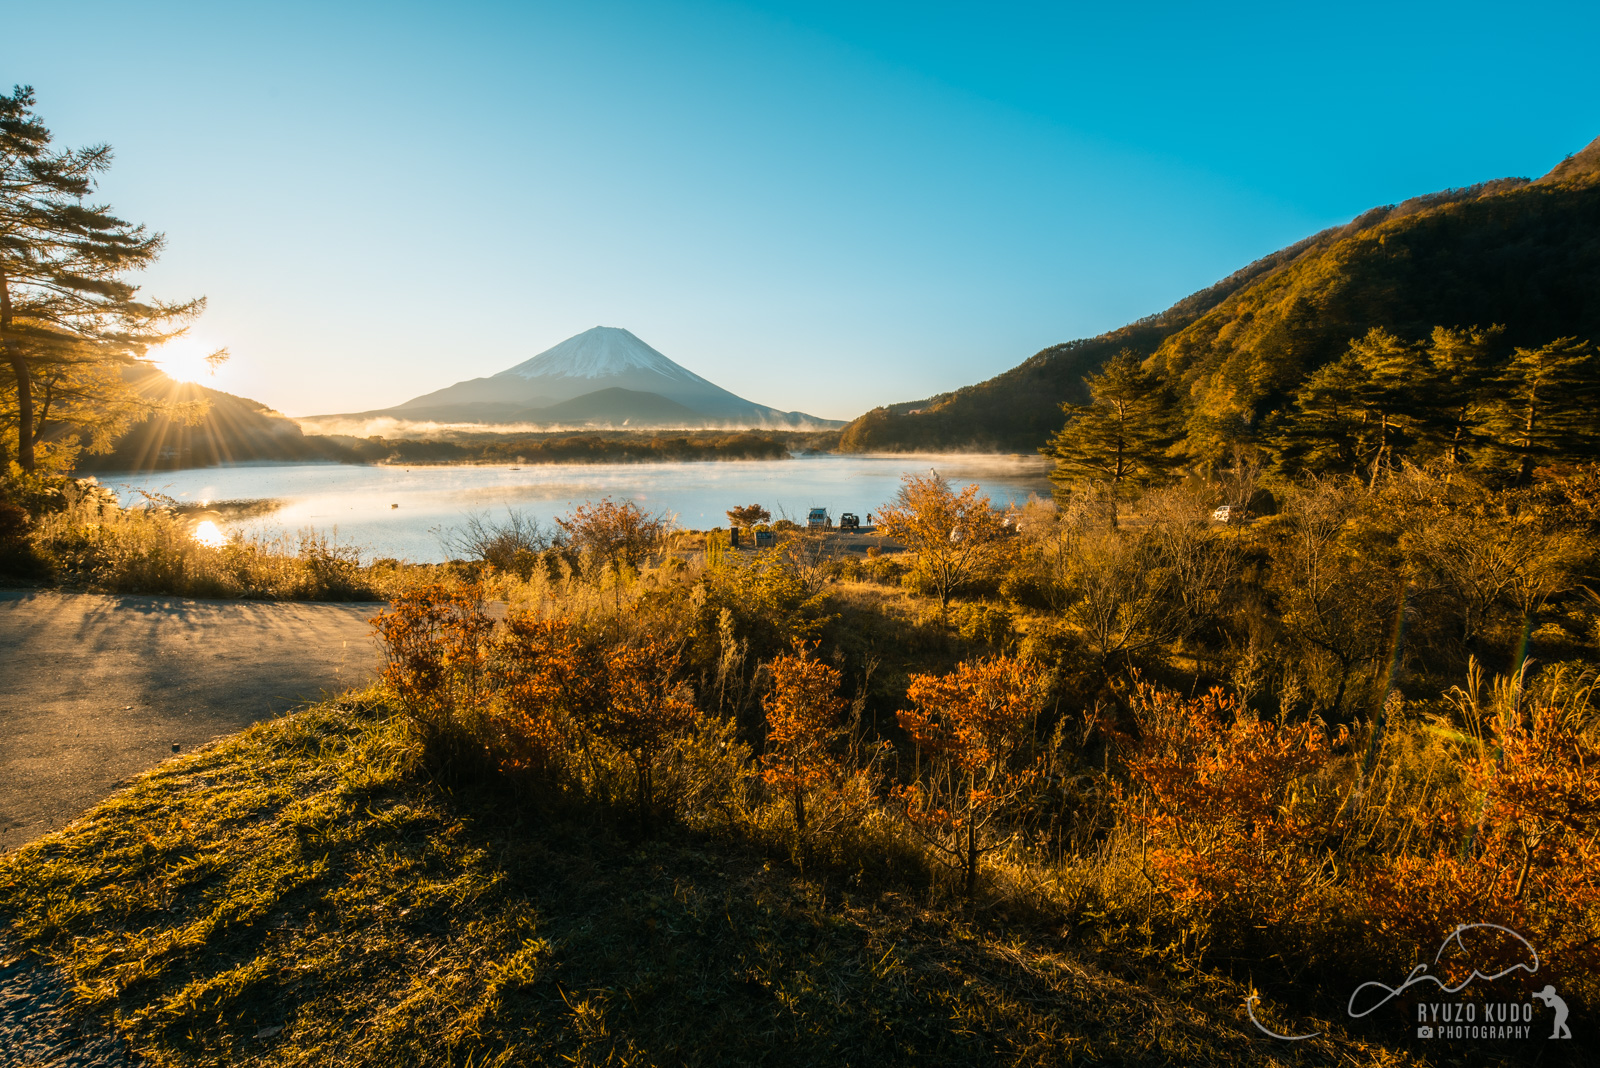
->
[1417, 1026, 1434, 1038]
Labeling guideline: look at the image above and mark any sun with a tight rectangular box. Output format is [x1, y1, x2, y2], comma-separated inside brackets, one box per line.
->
[151, 333, 229, 384]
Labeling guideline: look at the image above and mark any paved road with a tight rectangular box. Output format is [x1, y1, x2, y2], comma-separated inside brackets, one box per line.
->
[0, 589, 385, 853]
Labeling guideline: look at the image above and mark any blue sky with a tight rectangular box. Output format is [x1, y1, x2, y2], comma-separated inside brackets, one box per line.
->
[7, 1, 1598, 420]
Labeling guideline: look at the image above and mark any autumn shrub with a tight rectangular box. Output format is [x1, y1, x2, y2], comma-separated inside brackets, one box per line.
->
[0, 494, 42, 575]
[862, 551, 906, 585]
[1359, 694, 1600, 996]
[438, 508, 555, 578]
[897, 655, 1047, 897]
[555, 496, 669, 577]
[1116, 680, 1353, 963]
[876, 472, 1008, 613]
[690, 544, 830, 666]
[371, 582, 496, 775]
[760, 641, 846, 833]
[485, 614, 600, 785]
[373, 583, 711, 827]
[947, 601, 1015, 649]
[602, 639, 699, 823]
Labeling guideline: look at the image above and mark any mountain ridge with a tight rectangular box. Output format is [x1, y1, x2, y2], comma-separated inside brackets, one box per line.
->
[840, 139, 1600, 454]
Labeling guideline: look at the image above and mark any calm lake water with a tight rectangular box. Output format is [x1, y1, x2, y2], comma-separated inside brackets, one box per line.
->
[100, 455, 1053, 563]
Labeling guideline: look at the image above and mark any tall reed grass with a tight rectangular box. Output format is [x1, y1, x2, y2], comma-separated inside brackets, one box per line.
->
[21, 478, 405, 599]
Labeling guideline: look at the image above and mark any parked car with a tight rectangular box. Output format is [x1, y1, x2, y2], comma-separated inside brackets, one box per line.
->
[1212, 504, 1247, 523]
[807, 508, 832, 530]
[839, 512, 860, 530]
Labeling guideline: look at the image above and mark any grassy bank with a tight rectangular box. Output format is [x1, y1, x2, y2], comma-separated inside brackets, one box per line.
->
[0, 478, 426, 600]
[0, 695, 1395, 1067]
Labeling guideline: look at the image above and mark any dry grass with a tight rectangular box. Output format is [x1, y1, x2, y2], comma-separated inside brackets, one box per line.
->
[1, 694, 1415, 1067]
[19, 480, 427, 600]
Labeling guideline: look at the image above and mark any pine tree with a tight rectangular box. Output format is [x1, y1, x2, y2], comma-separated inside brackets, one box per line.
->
[1421, 324, 1503, 467]
[1, 86, 209, 473]
[1042, 349, 1181, 525]
[1272, 328, 1432, 482]
[1345, 328, 1431, 484]
[1270, 351, 1369, 476]
[1478, 338, 1598, 482]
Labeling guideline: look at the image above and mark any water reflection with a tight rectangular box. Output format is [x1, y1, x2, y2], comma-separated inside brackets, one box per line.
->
[103, 456, 1052, 563]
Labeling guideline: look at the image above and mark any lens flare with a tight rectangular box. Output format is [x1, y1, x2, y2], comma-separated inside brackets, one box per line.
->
[152, 334, 228, 384]
[192, 520, 228, 547]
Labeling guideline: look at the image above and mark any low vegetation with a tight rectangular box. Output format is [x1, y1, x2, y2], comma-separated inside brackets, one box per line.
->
[0, 477, 412, 599]
[339, 428, 839, 467]
[3, 464, 1596, 1064]
[0, 695, 1387, 1067]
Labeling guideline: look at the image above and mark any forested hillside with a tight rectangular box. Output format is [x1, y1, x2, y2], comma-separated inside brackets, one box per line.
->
[74, 368, 361, 472]
[841, 139, 1600, 455]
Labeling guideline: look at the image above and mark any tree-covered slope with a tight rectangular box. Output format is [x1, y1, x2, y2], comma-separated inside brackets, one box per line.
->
[76, 368, 360, 472]
[841, 138, 1600, 455]
[1160, 155, 1600, 461]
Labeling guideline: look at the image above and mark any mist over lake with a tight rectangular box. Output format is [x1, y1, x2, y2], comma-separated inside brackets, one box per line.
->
[99, 455, 1052, 564]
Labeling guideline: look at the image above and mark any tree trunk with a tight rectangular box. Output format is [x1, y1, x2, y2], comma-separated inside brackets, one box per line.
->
[792, 751, 807, 832]
[965, 817, 978, 898]
[1331, 660, 1351, 716]
[0, 270, 33, 471]
[1517, 389, 1538, 484]
[637, 760, 652, 832]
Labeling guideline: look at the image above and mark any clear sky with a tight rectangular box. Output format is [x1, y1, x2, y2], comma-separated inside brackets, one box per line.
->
[6, 1, 1598, 420]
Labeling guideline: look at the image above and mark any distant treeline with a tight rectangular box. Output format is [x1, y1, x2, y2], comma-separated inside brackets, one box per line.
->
[348, 430, 840, 466]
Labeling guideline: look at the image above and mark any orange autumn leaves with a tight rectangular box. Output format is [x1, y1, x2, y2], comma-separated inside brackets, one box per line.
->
[898, 656, 1047, 896]
[760, 642, 846, 833]
[374, 583, 695, 819]
[1118, 680, 1600, 984]
[373, 581, 1600, 978]
[1119, 682, 1347, 935]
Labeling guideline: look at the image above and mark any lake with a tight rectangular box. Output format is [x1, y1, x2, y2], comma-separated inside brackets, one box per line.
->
[99, 455, 1054, 563]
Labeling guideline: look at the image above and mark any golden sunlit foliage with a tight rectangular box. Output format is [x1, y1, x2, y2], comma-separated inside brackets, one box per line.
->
[875, 471, 1008, 613]
[7, 461, 1600, 1062]
[9, 476, 395, 597]
[760, 641, 846, 833]
[555, 496, 670, 576]
[898, 655, 1046, 897]
[846, 153, 1600, 463]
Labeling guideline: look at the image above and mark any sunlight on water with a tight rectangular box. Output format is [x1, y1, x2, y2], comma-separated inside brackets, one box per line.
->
[192, 519, 229, 547]
[105, 456, 1053, 564]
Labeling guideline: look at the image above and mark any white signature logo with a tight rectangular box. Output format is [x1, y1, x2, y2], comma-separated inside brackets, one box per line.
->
[1245, 923, 1567, 1041]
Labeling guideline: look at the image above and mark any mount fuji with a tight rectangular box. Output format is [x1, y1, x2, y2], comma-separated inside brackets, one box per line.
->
[351, 327, 841, 430]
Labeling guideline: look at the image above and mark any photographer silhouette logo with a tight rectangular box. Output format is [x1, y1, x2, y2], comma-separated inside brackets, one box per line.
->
[1248, 924, 1577, 1044]
[1532, 986, 1571, 1040]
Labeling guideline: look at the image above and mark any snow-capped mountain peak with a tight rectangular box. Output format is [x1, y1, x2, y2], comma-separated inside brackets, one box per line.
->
[497, 326, 703, 383]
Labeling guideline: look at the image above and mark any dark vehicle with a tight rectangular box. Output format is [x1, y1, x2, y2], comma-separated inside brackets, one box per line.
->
[839, 512, 860, 530]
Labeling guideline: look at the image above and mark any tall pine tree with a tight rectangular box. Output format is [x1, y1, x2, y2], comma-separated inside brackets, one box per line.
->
[1271, 328, 1434, 483]
[1, 86, 207, 473]
[1042, 349, 1181, 525]
[1479, 337, 1597, 483]
[1421, 324, 1503, 467]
